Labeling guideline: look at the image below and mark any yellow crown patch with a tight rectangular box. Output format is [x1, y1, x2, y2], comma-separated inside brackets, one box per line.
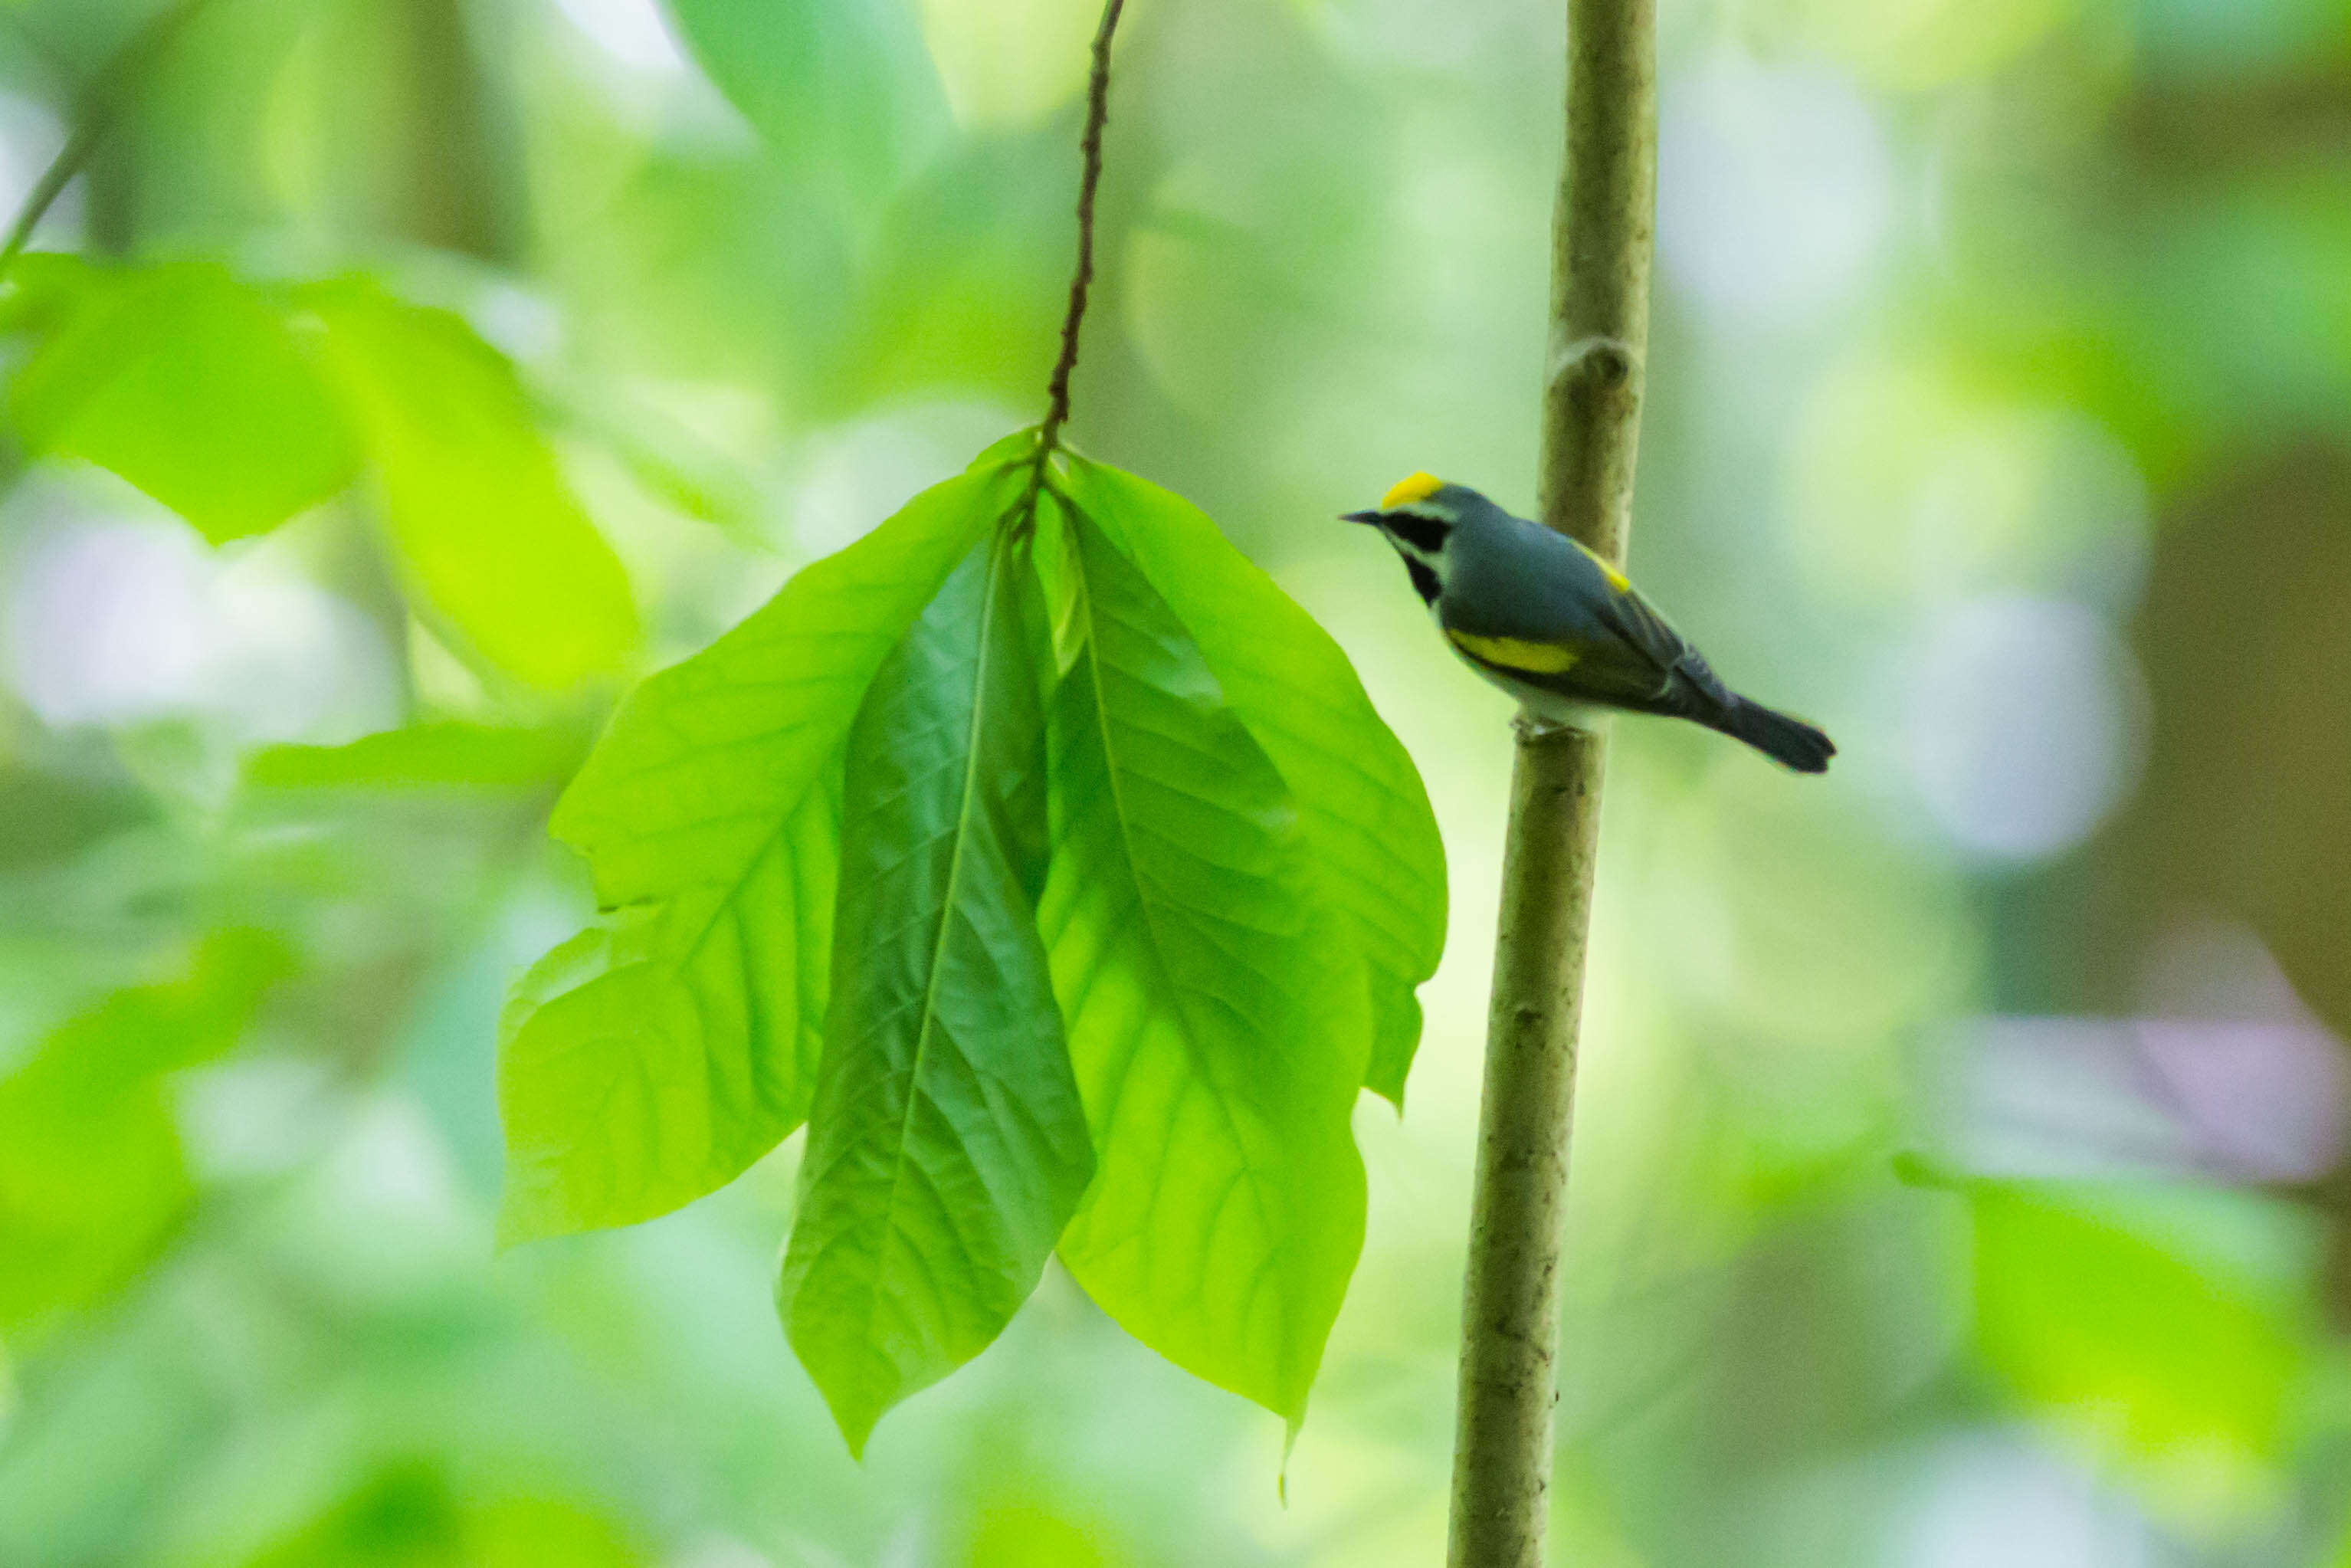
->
[1382, 471, 1443, 509]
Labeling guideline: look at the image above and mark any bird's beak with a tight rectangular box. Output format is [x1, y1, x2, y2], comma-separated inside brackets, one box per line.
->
[1340, 510, 1382, 525]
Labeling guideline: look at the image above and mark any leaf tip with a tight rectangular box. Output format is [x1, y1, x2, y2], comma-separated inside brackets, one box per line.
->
[808, 1373, 882, 1464]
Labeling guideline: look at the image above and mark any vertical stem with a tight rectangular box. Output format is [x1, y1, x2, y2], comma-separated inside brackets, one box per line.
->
[1447, 1, 1654, 1565]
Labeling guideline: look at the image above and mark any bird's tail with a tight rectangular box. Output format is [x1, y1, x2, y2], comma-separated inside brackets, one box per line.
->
[1707, 697, 1835, 774]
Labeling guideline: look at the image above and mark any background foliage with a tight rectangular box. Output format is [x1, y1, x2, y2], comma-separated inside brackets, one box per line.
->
[2, 0, 2349, 1562]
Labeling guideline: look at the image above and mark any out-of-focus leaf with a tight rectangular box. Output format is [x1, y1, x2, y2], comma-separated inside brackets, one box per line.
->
[1038, 500, 1368, 1425]
[242, 1461, 641, 1568]
[244, 723, 589, 793]
[915, 0, 1100, 129]
[242, 1462, 463, 1568]
[965, 1502, 1117, 1568]
[0, 252, 98, 337]
[467, 1497, 640, 1568]
[780, 531, 1090, 1457]
[0, 764, 154, 871]
[1063, 458, 1445, 1105]
[661, 0, 947, 201]
[851, 132, 1067, 405]
[8, 263, 359, 543]
[0, 930, 287, 1338]
[498, 463, 1019, 1242]
[556, 152, 857, 400]
[302, 281, 638, 691]
[1972, 1179, 2310, 1472]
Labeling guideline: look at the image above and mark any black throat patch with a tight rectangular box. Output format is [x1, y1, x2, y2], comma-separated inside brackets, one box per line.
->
[1403, 556, 1440, 605]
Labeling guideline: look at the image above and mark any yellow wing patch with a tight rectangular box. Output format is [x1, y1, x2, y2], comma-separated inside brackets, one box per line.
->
[1448, 629, 1580, 675]
[1382, 471, 1444, 509]
[1574, 539, 1630, 592]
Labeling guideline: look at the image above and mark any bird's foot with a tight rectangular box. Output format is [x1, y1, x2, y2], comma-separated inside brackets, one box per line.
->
[1513, 712, 1563, 742]
[1513, 707, 1610, 744]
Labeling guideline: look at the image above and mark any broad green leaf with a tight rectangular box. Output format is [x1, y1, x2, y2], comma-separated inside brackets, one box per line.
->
[662, 0, 947, 201]
[1040, 501, 1369, 1423]
[780, 530, 1090, 1456]
[1062, 458, 1447, 1104]
[497, 795, 835, 1242]
[498, 464, 1018, 1242]
[244, 722, 589, 793]
[552, 460, 1022, 904]
[9, 263, 359, 543]
[0, 930, 287, 1339]
[1973, 1179, 2310, 1473]
[302, 282, 638, 691]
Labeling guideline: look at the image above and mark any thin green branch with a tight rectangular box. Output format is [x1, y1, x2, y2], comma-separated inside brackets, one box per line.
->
[0, 0, 223, 271]
[1446, 0, 1656, 1564]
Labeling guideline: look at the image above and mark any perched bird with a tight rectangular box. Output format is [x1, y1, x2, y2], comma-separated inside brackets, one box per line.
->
[1345, 473, 1835, 773]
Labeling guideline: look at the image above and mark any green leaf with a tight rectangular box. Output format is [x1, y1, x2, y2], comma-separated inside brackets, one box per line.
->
[497, 463, 1019, 1242]
[244, 1461, 638, 1568]
[244, 722, 589, 793]
[661, 0, 947, 202]
[779, 529, 1091, 1457]
[0, 252, 97, 338]
[8, 263, 359, 543]
[1972, 1179, 2311, 1472]
[302, 281, 638, 691]
[495, 806, 831, 1242]
[1062, 457, 1445, 1105]
[0, 930, 287, 1339]
[1039, 500, 1369, 1423]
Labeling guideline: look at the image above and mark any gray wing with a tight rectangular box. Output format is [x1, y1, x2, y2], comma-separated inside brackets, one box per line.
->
[1444, 521, 1728, 712]
[1592, 586, 1737, 713]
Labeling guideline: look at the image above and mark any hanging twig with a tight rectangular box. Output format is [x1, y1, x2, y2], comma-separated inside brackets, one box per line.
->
[1446, 0, 1656, 1563]
[1036, 0, 1126, 458]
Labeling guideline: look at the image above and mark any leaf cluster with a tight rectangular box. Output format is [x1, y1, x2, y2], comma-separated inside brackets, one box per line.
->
[499, 434, 1446, 1454]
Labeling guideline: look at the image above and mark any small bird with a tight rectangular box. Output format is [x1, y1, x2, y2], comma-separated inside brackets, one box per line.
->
[1345, 473, 1835, 773]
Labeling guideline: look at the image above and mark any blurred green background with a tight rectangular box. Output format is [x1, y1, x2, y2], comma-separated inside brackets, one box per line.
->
[3, 0, 2349, 1561]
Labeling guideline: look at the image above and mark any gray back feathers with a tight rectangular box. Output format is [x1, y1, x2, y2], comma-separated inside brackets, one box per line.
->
[1431, 489, 1624, 645]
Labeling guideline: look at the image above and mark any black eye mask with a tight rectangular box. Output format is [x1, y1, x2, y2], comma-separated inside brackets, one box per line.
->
[1381, 511, 1451, 555]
